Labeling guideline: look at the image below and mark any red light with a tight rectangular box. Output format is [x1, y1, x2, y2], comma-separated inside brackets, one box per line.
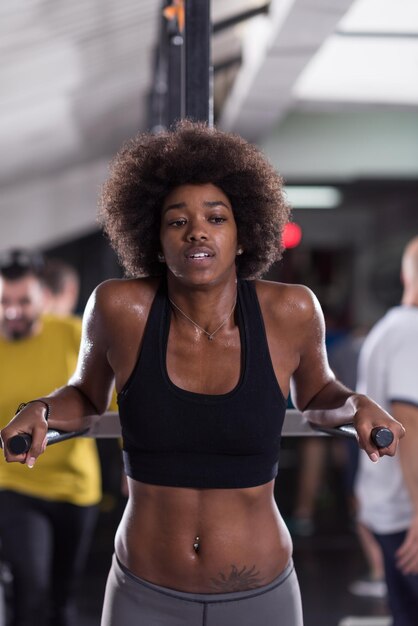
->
[283, 222, 302, 249]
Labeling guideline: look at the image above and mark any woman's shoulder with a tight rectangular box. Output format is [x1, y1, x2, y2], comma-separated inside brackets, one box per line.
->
[94, 276, 160, 305]
[86, 276, 161, 325]
[253, 278, 320, 321]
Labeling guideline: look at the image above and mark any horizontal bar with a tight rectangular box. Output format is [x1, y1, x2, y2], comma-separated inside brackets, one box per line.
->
[79, 411, 392, 446]
[89, 410, 339, 438]
[4, 411, 393, 454]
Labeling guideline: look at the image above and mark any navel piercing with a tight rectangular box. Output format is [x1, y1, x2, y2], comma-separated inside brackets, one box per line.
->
[193, 536, 200, 553]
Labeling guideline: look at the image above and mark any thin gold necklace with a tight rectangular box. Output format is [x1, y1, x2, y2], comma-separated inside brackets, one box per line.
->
[168, 295, 237, 341]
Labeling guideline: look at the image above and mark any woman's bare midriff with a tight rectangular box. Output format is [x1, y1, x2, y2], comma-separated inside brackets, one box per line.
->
[115, 478, 292, 593]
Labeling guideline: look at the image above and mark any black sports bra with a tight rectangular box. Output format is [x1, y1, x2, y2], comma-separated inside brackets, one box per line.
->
[118, 278, 287, 488]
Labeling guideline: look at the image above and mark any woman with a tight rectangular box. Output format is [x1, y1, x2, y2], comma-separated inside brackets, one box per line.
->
[0, 121, 404, 626]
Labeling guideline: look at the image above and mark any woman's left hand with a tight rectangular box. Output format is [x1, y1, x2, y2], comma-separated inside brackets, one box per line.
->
[353, 396, 405, 462]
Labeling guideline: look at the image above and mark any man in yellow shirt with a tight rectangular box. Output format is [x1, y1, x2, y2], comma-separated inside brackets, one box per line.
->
[0, 249, 102, 626]
[42, 257, 80, 317]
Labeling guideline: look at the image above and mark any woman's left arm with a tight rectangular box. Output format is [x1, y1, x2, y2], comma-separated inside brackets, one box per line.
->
[290, 286, 405, 461]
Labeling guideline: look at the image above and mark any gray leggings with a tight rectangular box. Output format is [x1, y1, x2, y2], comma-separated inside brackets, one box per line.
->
[101, 554, 304, 626]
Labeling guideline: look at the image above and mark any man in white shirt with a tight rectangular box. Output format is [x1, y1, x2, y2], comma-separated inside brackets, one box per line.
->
[355, 236, 418, 626]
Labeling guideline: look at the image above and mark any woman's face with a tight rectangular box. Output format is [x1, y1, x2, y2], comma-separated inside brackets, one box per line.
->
[160, 183, 240, 286]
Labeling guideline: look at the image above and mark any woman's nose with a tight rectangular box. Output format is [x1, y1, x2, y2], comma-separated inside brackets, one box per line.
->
[186, 220, 208, 241]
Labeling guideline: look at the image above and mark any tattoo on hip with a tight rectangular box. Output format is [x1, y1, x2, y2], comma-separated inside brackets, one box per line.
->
[210, 565, 265, 591]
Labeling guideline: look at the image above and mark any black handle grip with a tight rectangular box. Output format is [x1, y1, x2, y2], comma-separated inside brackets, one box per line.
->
[370, 426, 394, 448]
[313, 424, 394, 448]
[7, 428, 89, 455]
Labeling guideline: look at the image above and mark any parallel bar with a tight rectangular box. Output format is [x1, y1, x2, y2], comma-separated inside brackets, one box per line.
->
[87, 412, 388, 446]
[86, 410, 344, 439]
[282, 410, 328, 437]
[6, 412, 393, 454]
[0, 410, 344, 452]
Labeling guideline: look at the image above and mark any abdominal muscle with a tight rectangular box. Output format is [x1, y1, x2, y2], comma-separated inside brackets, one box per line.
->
[114, 478, 292, 593]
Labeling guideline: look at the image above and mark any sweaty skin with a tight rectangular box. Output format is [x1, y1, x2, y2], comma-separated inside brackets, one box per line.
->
[1, 184, 404, 594]
[110, 278, 306, 593]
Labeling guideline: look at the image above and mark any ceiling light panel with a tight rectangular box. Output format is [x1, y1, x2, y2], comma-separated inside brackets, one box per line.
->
[294, 36, 418, 105]
[338, 0, 418, 34]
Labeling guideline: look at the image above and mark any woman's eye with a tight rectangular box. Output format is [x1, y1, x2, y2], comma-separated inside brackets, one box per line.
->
[210, 216, 227, 224]
[168, 218, 187, 227]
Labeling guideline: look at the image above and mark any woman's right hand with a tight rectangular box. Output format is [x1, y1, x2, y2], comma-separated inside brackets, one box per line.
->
[0, 401, 49, 467]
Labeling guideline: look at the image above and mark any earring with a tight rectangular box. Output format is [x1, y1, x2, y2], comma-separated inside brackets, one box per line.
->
[236, 248, 243, 256]
[158, 253, 165, 263]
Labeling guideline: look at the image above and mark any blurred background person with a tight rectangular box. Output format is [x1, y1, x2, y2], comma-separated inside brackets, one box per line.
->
[287, 313, 362, 538]
[0, 249, 102, 626]
[330, 325, 387, 599]
[355, 235, 418, 625]
[42, 258, 80, 317]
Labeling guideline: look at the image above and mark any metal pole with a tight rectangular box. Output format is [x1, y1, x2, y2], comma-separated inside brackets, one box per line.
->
[167, 29, 185, 125]
[184, 0, 212, 124]
[149, 3, 186, 131]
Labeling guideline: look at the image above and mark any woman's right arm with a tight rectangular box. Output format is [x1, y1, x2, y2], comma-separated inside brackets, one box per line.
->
[0, 280, 117, 467]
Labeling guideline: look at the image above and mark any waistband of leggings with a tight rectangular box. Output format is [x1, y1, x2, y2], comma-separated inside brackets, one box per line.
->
[114, 554, 295, 604]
